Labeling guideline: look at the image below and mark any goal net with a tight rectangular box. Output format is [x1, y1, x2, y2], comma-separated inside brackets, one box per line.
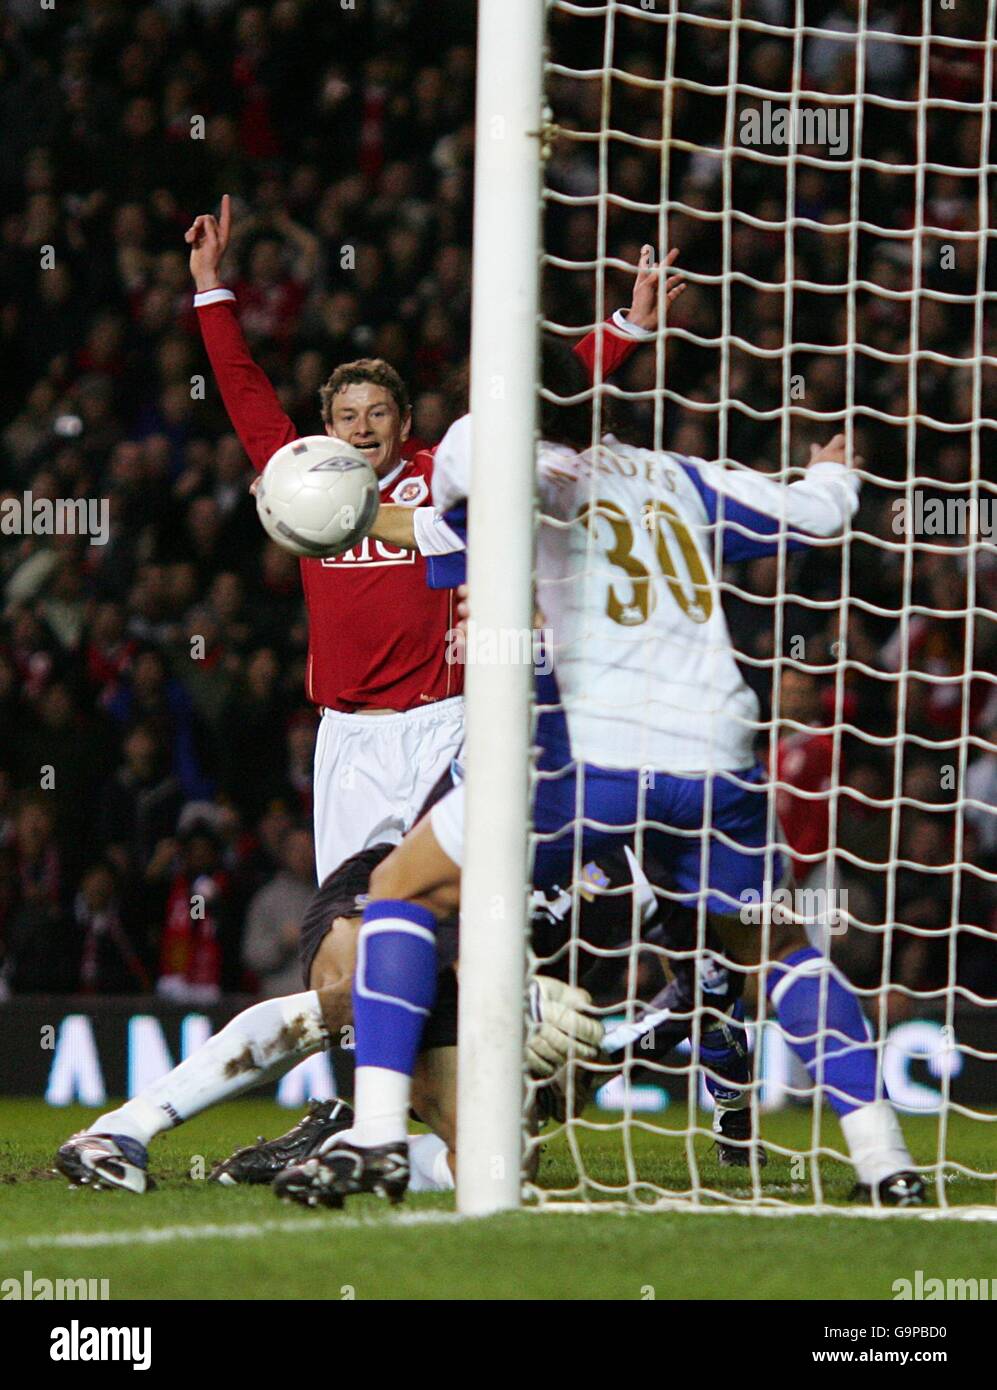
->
[514, 0, 996, 1214]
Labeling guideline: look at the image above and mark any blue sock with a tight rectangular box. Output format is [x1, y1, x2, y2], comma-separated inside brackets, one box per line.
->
[702, 998, 751, 1106]
[351, 900, 438, 1146]
[354, 900, 438, 1074]
[768, 946, 876, 1116]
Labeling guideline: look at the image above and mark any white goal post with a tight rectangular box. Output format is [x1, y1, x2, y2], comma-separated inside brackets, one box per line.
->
[458, 0, 996, 1217]
[455, 0, 545, 1215]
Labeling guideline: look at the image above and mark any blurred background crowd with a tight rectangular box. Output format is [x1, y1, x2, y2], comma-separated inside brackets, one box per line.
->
[1, 0, 994, 1011]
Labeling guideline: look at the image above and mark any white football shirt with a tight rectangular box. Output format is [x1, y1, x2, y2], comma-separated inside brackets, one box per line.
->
[432, 415, 859, 772]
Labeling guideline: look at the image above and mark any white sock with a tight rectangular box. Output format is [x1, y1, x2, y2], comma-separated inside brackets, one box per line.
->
[408, 1133, 455, 1192]
[840, 1099, 915, 1187]
[90, 992, 328, 1147]
[351, 1066, 410, 1147]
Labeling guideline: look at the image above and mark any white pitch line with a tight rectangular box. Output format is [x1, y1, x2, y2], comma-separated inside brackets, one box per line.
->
[6, 1199, 995, 1253]
[0, 1209, 467, 1254]
[538, 1200, 997, 1222]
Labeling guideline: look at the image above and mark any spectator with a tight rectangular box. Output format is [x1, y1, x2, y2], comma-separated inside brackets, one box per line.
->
[157, 819, 234, 1004]
[76, 862, 150, 994]
[2, 797, 77, 993]
[241, 828, 315, 997]
[97, 724, 184, 881]
[105, 646, 212, 801]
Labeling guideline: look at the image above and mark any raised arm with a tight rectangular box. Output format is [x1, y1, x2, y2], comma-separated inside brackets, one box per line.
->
[573, 246, 685, 384]
[185, 194, 298, 472]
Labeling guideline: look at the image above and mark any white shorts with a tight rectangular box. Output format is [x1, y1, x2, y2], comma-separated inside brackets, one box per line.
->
[313, 696, 465, 884]
[429, 781, 465, 869]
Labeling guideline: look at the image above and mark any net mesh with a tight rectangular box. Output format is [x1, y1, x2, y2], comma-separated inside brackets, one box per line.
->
[526, 0, 996, 1212]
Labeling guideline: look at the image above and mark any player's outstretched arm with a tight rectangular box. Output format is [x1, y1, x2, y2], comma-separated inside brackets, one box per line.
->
[185, 194, 298, 472]
[367, 503, 418, 549]
[573, 244, 686, 384]
[690, 431, 863, 549]
[784, 431, 864, 535]
[365, 501, 466, 560]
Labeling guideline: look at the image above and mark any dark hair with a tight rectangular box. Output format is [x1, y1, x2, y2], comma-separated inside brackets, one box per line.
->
[319, 358, 410, 424]
[539, 335, 595, 449]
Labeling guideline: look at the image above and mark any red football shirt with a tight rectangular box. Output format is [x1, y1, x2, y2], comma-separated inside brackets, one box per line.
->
[775, 728, 835, 881]
[196, 297, 637, 712]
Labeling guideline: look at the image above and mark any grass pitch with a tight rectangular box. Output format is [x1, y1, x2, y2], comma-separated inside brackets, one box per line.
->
[1, 1099, 994, 1300]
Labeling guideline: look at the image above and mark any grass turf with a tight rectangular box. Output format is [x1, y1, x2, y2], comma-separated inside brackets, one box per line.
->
[0, 1098, 994, 1300]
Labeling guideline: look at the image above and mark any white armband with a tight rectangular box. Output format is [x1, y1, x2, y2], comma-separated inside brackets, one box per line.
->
[193, 288, 237, 308]
[611, 307, 656, 341]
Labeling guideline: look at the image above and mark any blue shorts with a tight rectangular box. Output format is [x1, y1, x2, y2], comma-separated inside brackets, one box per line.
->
[530, 762, 784, 917]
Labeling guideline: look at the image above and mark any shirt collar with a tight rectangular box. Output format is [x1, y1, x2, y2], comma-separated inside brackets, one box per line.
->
[377, 457, 407, 493]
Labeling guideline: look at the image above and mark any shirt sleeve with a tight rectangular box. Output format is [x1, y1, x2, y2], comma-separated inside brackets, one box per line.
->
[572, 313, 644, 382]
[194, 291, 298, 472]
[431, 413, 473, 512]
[678, 456, 861, 563]
[412, 505, 465, 556]
[423, 503, 467, 589]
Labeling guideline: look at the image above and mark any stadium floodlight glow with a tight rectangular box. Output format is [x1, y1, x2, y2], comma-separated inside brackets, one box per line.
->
[455, 0, 544, 1216]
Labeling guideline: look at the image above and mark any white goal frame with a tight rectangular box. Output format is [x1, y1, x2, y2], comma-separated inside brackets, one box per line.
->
[455, 0, 545, 1216]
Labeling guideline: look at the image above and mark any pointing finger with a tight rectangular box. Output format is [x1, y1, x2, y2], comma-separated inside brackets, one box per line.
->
[219, 193, 232, 247]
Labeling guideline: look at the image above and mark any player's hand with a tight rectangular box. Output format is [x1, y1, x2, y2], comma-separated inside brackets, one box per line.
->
[526, 976, 604, 1078]
[808, 433, 863, 472]
[626, 245, 686, 333]
[185, 193, 232, 293]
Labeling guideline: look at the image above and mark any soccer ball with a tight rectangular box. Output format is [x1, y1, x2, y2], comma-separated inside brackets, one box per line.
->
[255, 436, 380, 559]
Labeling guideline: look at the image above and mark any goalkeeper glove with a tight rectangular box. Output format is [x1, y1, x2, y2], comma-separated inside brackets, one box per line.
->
[526, 976, 604, 1078]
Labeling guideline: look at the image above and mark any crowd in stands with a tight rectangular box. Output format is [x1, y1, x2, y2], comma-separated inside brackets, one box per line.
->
[1, 0, 993, 1010]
